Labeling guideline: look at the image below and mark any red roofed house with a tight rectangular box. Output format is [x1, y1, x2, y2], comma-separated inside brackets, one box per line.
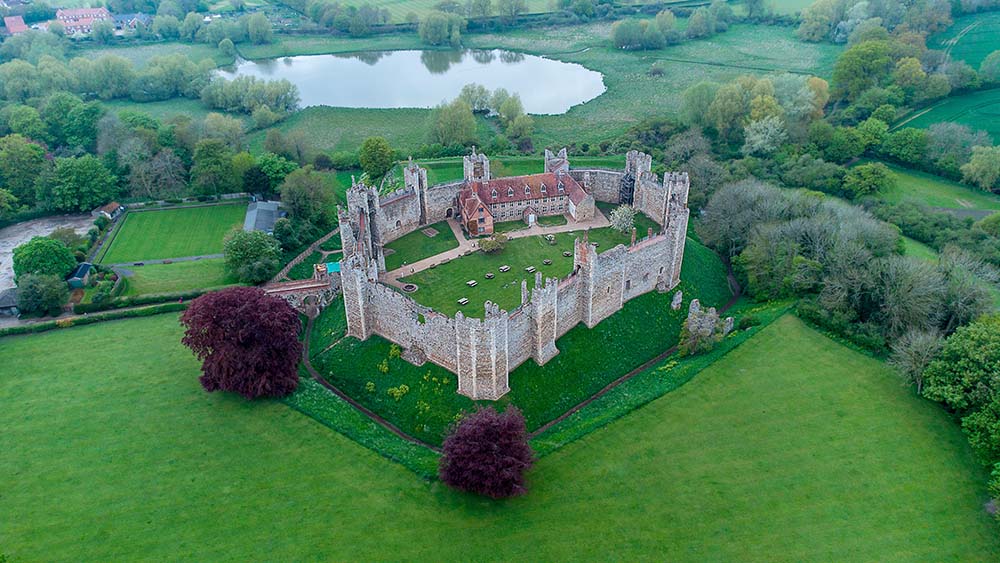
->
[456, 149, 594, 236]
[91, 201, 125, 221]
[55, 7, 111, 34]
[4, 16, 28, 36]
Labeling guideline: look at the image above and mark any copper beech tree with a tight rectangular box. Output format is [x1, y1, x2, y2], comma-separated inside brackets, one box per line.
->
[180, 287, 302, 399]
[439, 406, 534, 498]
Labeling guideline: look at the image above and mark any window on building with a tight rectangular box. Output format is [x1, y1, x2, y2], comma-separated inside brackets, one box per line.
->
[478, 226, 485, 233]
[479, 217, 484, 224]
[491, 189, 498, 199]
[508, 187, 515, 197]
[558, 183, 565, 193]
[541, 183, 547, 194]
[524, 185, 531, 195]
[625, 280, 631, 291]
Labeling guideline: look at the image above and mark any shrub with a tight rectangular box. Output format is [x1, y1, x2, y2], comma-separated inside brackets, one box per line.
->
[223, 229, 281, 284]
[439, 406, 534, 498]
[16, 273, 69, 316]
[12, 237, 77, 280]
[738, 314, 761, 330]
[359, 136, 394, 179]
[479, 233, 508, 253]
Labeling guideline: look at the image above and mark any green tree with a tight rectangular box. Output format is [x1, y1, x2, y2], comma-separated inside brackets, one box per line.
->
[496, 0, 525, 23]
[976, 212, 1000, 237]
[430, 99, 477, 146]
[47, 155, 117, 212]
[611, 19, 644, 50]
[2, 105, 48, 142]
[191, 139, 238, 197]
[0, 188, 16, 219]
[358, 136, 394, 179]
[880, 128, 928, 166]
[419, 11, 463, 46]
[257, 151, 299, 194]
[223, 229, 281, 283]
[179, 12, 202, 41]
[12, 237, 77, 280]
[685, 8, 713, 39]
[218, 37, 236, 57]
[16, 273, 69, 315]
[842, 162, 893, 199]
[466, 0, 491, 17]
[152, 15, 181, 39]
[856, 117, 889, 150]
[92, 20, 115, 43]
[246, 12, 273, 44]
[923, 314, 1000, 414]
[980, 50, 1000, 84]
[497, 93, 524, 127]
[961, 146, 1000, 192]
[0, 134, 48, 207]
[832, 40, 894, 101]
[681, 82, 719, 127]
[279, 166, 334, 225]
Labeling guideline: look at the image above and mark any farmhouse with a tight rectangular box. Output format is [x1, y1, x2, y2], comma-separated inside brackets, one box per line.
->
[55, 7, 111, 34]
[337, 148, 690, 400]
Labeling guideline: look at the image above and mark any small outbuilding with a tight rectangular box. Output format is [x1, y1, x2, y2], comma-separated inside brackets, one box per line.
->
[0, 288, 19, 316]
[67, 263, 92, 289]
[92, 202, 124, 221]
[243, 201, 286, 235]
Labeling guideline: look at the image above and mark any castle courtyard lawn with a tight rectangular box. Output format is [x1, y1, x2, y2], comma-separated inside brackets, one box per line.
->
[99, 204, 247, 264]
[400, 221, 662, 316]
[3, 313, 999, 561]
[384, 220, 460, 271]
[120, 259, 239, 296]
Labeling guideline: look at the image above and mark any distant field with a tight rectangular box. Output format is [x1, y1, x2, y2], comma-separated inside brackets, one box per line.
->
[896, 88, 1000, 143]
[75, 42, 234, 67]
[242, 23, 841, 153]
[929, 11, 1000, 69]
[902, 236, 937, 261]
[121, 258, 238, 296]
[101, 98, 251, 126]
[868, 161, 1000, 213]
[100, 204, 247, 264]
[766, 0, 813, 14]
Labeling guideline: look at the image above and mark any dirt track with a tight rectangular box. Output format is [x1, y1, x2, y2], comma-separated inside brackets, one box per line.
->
[0, 214, 94, 290]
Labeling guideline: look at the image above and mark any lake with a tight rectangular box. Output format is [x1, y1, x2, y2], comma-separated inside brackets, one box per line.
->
[217, 49, 606, 115]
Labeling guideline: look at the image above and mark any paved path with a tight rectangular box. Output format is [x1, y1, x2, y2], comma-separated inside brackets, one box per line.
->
[380, 211, 611, 287]
[272, 227, 340, 283]
[106, 253, 224, 267]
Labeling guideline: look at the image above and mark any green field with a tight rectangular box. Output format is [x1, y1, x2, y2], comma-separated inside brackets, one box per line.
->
[100, 204, 247, 264]
[895, 87, 1000, 143]
[75, 41, 234, 67]
[929, 11, 1000, 69]
[868, 161, 1000, 212]
[3, 312, 998, 560]
[384, 220, 460, 271]
[242, 23, 841, 154]
[400, 223, 659, 316]
[120, 259, 239, 296]
[101, 98, 253, 126]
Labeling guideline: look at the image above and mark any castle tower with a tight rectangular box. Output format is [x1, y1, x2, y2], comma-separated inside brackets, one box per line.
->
[455, 303, 510, 401]
[341, 179, 386, 273]
[544, 147, 570, 174]
[530, 273, 559, 365]
[403, 157, 429, 225]
[661, 172, 690, 290]
[620, 150, 652, 205]
[341, 253, 377, 340]
[463, 147, 490, 182]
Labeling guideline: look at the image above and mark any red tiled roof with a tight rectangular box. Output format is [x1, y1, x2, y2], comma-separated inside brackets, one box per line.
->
[458, 188, 488, 222]
[469, 172, 587, 206]
[4, 16, 27, 34]
[56, 7, 111, 20]
[100, 202, 122, 214]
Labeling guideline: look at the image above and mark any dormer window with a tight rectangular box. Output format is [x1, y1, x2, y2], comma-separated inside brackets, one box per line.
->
[524, 185, 531, 195]
[491, 189, 498, 200]
[540, 183, 547, 194]
[558, 182, 565, 193]
[507, 187, 515, 197]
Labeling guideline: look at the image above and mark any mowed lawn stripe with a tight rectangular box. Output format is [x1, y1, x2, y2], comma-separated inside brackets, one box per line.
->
[2, 314, 997, 560]
[100, 204, 247, 264]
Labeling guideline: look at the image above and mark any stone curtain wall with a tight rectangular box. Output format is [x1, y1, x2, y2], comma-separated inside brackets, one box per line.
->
[337, 149, 691, 400]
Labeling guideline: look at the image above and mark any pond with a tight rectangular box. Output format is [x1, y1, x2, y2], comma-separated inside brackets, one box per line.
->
[217, 49, 606, 115]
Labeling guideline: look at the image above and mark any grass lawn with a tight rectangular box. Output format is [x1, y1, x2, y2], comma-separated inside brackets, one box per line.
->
[101, 98, 252, 126]
[902, 236, 938, 261]
[100, 204, 247, 264]
[287, 251, 326, 280]
[4, 313, 999, 560]
[75, 41, 234, 67]
[384, 220, 460, 271]
[120, 258, 238, 296]
[868, 161, 1000, 212]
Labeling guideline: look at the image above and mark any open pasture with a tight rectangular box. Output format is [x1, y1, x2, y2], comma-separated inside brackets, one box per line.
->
[896, 88, 1000, 143]
[99, 204, 247, 264]
[868, 161, 1000, 213]
[120, 258, 238, 296]
[3, 311, 998, 560]
[929, 11, 1000, 69]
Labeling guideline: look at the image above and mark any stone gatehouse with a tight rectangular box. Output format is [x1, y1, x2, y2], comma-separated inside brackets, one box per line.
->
[337, 149, 690, 400]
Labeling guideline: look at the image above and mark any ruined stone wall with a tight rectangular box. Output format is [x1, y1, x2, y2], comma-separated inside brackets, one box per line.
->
[376, 189, 422, 242]
[571, 169, 623, 203]
[555, 275, 583, 338]
[423, 182, 462, 224]
[635, 176, 668, 227]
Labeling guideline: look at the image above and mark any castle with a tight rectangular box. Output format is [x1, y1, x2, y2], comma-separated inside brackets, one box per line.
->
[337, 149, 690, 401]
